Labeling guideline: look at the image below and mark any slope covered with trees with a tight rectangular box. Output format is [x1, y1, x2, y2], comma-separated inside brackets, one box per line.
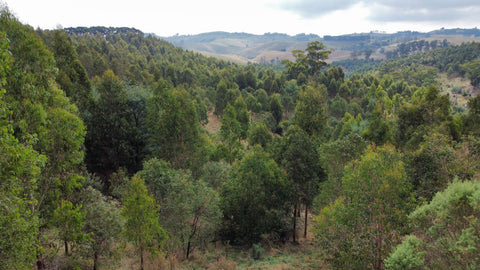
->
[1, 5, 480, 269]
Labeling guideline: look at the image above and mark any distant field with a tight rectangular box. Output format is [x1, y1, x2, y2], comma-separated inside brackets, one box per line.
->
[168, 31, 480, 73]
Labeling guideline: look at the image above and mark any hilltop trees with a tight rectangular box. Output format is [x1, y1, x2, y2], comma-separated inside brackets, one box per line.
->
[282, 41, 331, 79]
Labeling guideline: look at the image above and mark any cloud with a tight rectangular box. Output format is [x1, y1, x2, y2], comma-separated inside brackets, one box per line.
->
[369, 0, 480, 22]
[278, 0, 480, 23]
[277, 0, 359, 18]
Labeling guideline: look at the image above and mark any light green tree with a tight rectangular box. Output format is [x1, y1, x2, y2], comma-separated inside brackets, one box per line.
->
[0, 31, 46, 269]
[314, 144, 414, 269]
[52, 200, 87, 256]
[122, 176, 166, 270]
[81, 186, 124, 270]
[386, 180, 480, 269]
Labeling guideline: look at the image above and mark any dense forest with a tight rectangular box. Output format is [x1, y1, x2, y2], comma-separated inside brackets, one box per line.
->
[1, 5, 480, 270]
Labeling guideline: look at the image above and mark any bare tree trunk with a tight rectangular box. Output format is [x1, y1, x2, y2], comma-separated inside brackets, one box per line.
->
[186, 240, 192, 259]
[304, 206, 308, 238]
[93, 250, 99, 270]
[292, 203, 297, 243]
[64, 240, 69, 256]
[140, 245, 145, 270]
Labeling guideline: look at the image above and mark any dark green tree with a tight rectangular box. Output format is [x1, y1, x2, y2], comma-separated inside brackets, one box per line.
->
[146, 80, 201, 169]
[269, 93, 283, 127]
[293, 84, 329, 140]
[272, 125, 325, 241]
[248, 122, 273, 149]
[221, 146, 293, 244]
[85, 70, 143, 178]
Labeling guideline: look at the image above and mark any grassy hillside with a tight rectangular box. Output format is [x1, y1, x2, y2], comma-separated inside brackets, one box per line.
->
[162, 29, 480, 65]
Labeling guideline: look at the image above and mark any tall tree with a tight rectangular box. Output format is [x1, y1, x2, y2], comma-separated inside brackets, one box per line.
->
[314, 145, 414, 269]
[0, 30, 46, 269]
[146, 80, 201, 169]
[272, 125, 325, 241]
[293, 83, 329, 140]
[81, 186, 124, 270]
[86, 70, 145, 179]
[0, 9, 86, 268]
[221, 146, 293, 244]
[122, 176, 166, 270]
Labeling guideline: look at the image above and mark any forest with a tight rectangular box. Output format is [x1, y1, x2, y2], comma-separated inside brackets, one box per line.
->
[1, 5, 480, 270]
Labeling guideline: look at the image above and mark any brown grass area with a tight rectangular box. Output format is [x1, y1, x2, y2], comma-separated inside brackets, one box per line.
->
[437, 73, 477, 108]
[204, 110, 222, 134]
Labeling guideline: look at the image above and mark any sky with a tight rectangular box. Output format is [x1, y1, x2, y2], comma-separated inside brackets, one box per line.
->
[3, 0, 480, 37]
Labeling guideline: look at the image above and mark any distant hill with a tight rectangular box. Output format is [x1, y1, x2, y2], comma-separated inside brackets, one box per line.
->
[63, 27, 480, 66]
[160, 28, 480, 64]
[159, 32, 321, 64]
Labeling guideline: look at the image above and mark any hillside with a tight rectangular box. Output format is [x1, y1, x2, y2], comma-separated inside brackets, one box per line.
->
[162, 28, 480, 65]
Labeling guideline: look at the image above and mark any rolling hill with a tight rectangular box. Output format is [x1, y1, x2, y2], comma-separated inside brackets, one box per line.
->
[160, 28, 480, 64]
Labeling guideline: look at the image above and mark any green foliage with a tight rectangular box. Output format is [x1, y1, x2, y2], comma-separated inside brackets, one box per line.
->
[406, 133, 457, 200]
[233, 96, 250, 139]
[136, 158, 221, 258]
[293, 83, 329, 139]
[315, 133, 367, 207]
[162, 178, 221, 258]
[463, 95, 480, 136]
[52, 200, 87, 255]
[1, 9, 87, 268]
[283, 41, 331, 79]
[387, 180, 480, 269]
[81, 186, 124, 269]
[219, 104, 244, 163]
[86, 70, 145, 177]
[314, 145, 414, 269]
[384, 235, 425, 270]
[221, 146, 293, 244]
[251, 243, 265, 260]
[146, 81, 201, 169]
[122, 176, 166, 268]
[248, 122, 273, 149]
[273, 125, 324, 207]
[0, 30, 45, 268]
[269, 93, 283, 126]
[39, 29, 93, 115]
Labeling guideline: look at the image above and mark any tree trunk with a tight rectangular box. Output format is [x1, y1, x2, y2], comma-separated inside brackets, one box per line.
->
[93, 250, 99, 270]
[64, 240, 69, 256]
[304, 206, 308, 238]
[186, 240, 191, 259]
[140, 245, 145, 270]
[292, 203, 297, 243]
[36, 256, 46, 270]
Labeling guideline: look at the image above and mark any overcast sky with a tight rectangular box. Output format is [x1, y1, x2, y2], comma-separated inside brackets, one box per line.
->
[3, 0, 480, 37]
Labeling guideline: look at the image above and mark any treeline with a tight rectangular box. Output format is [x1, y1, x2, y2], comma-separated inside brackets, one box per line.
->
[385, 39, 450, 59]
[379, 41, 480, 88]
[1, 5, 480, 270]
